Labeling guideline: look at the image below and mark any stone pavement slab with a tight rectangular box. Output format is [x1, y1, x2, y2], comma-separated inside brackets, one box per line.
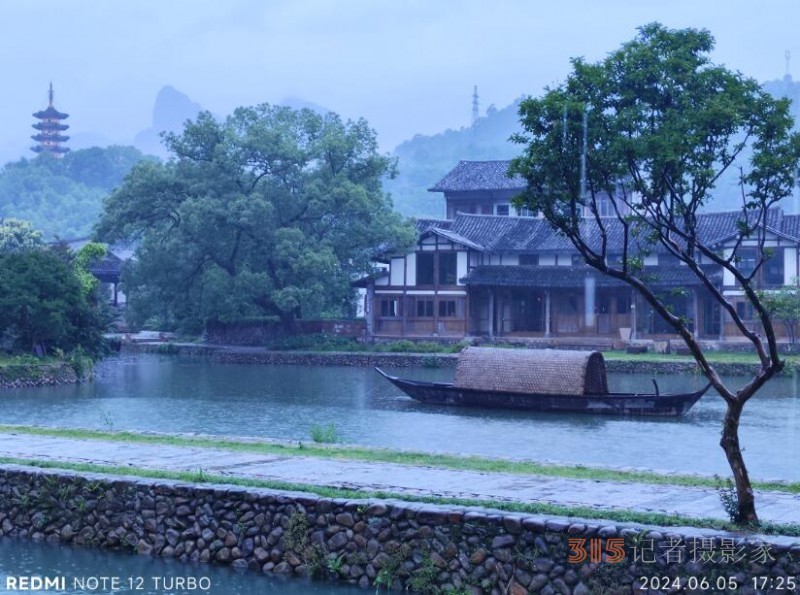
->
[0, 432, 798, 526]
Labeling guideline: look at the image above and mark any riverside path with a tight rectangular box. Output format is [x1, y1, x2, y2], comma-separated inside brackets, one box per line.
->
[0, 430, 798, 527]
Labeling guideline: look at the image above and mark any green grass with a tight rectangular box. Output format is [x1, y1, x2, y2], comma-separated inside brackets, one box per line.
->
[1, 455, 798, 537]
[0, 354, 59, 367]
[1, 425, 798, 495]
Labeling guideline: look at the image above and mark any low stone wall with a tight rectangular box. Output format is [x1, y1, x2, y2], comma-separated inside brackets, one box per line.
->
[0, 363, 79, 390]
[0, 465, 797, 593]
[124, 343, 772, 376]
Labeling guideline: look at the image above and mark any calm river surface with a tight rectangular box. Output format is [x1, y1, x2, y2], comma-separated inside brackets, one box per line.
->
[1, 353, 799, 481]
[0, 537, 362, 594]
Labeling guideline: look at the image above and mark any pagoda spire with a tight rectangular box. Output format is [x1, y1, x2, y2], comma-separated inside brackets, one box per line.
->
[32, 83, 70, 158]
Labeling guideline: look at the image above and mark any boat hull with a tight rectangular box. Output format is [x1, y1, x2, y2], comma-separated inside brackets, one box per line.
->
[375, 368, 708, 417]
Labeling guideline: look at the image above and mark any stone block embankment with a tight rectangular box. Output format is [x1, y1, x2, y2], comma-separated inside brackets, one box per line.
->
[124, 342, 769, 376]
[0, 363, 79, 389]
[0, 465, 797, 593]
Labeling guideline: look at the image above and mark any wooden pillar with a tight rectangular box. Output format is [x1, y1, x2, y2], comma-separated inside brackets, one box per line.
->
[488, 289, 495, 339]
[545, 290, 551, 337]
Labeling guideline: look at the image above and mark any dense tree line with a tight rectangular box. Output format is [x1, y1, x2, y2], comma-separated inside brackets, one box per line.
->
[0, 146, 152, 239]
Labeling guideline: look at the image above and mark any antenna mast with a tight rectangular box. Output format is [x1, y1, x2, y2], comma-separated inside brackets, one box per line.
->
[786, 50, 792, 79]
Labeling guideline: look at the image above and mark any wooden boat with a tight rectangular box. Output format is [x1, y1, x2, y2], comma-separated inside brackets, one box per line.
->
[375, 347, 710, 416]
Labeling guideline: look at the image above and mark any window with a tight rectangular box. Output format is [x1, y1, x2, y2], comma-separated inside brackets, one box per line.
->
[519, 254, 539, 266]
[736, 248, 757, 279]
[764, 250, 784, 285]
[416, 253, 434, 285]
[496, 204, 510, 216]
[380, 298, 399, 318]
[736, 301, 755, 320]
[571, 254, 584, 266]
[417, 251, 459, 286]
[595, 194, 615, 217]
[416, 299, 434, 317]
[516, 205, 537, 217]
[438, 252, 458, 285]
[438, 300, 457, 317]
[480, 205, 493, 215]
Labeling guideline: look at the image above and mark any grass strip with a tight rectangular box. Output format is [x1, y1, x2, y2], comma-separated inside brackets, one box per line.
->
[1, 456, 798, 538]
[1, 425, 798, 495]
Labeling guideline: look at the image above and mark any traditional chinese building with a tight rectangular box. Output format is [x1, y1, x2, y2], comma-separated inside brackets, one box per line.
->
[31, 83, 70, 158]
[359, 161, 800, 342]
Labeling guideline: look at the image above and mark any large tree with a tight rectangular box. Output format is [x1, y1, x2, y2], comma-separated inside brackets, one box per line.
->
[510, 23, 800, 524]
[96, 105, 415, 333]
[0, 249, 105, 356]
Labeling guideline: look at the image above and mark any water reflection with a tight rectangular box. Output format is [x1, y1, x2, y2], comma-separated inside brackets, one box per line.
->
[0, 355, 797, 481]
[0, 538, 361, 594]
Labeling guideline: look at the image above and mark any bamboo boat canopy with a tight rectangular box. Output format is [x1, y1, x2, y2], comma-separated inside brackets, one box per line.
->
[453, 347, 609, 396]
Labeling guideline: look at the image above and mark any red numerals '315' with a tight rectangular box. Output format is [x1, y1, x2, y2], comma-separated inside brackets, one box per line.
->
[568, 538, 625, 564]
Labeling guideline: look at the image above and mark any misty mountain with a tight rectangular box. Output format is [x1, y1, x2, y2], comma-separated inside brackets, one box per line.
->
[133, 86, 204, 158]
[386, 100, 523, 218]
[387, 78, 800, 219]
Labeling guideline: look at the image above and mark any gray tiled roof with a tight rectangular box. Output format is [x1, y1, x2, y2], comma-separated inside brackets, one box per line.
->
[428, 160, 526, 192]
[420, 209, 800, 254]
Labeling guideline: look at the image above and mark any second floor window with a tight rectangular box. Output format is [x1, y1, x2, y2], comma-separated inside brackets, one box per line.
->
[415, 252, 458, 286]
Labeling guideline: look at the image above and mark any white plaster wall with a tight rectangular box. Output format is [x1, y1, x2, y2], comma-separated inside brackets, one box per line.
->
[644, 254, 658, 266]
[390, 257, 405, 286]
[722, 249, 735, 286]
[406, 253, 417, 286]
[539, 254, 556, 266]
[457, 252, 468, 284]
[785, 247, 798, 285]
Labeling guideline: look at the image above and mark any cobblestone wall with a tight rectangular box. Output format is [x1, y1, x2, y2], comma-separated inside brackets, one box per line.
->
[0, 465, 797, 593]
[0, 363, 79, 389]
[124, 343, 770, 376]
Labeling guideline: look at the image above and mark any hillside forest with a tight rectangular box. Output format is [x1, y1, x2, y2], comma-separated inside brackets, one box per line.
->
[1, 77, 800, 239]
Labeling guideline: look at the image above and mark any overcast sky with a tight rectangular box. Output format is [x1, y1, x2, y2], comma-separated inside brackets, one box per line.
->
[2, 0, 799, 163]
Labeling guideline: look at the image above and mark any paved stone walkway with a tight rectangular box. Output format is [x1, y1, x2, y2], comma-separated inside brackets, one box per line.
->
[0, 432, 798, 526]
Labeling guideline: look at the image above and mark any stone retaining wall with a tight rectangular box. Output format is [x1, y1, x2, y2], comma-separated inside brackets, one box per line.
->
[0, 465, 797, 594]
[124, 343, 772, 376]
[0, 363, 79, 390]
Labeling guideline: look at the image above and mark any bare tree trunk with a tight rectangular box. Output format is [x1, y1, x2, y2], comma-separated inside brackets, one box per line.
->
[720, 399, 758, 524]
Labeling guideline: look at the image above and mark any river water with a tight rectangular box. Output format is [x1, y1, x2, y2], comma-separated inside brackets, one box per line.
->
[1, 354, 798, 593]
[0, 537, 362, 594]
[0, 353, 798, 481]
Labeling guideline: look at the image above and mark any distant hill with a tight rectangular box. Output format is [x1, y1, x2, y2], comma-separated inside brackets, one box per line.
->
[0, 146, 154, 239]
[388, 78, 800, 219]
[385, 100, 523, 218]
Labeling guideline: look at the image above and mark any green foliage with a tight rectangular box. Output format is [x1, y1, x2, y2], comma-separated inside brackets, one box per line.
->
[715, 475, 743, 524]
[266, 333, 365, 352]
[310, 423, 340, 444]
[0, 249, 106, 357]
[407, 553, 440, 593]
[0, 147, 152, 239]
[97, 105, 416, 333]
[757, 284, 800, 345]
[0, 219, 44, 253]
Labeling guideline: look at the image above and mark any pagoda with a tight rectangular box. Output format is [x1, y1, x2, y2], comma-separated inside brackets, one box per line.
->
[31, 83, 70, 157]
